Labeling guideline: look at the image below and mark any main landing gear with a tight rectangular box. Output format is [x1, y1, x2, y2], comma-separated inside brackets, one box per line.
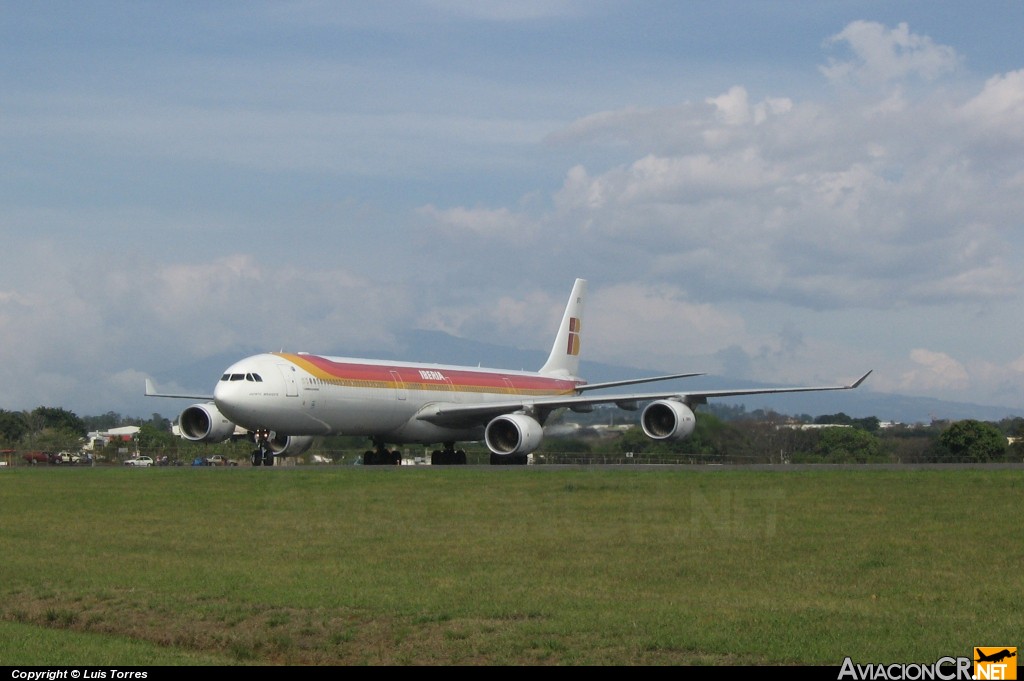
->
[250, 429, 275, 467]
[430, 443, 467, 465]
[489, 452, 528, 466]
[362, 438, 402, 465]
[359, 440, 468, 465]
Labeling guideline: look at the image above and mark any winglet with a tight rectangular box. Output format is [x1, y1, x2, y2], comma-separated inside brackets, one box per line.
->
[850, 370, 873, 389]
[145, 379, 157, 396]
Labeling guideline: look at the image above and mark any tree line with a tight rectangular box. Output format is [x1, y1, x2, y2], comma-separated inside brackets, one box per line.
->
[540, 407, 1024, 464]
[1, 405, 1022, 465]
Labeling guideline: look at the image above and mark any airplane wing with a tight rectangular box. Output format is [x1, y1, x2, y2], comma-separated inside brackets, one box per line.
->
[576, 372, 705, 392]
[416, 370, 873, 428]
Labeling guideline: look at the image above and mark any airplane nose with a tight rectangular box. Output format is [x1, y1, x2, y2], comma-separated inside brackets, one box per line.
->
[213, 358, 284, 427]
[213, 371, 245, 414]
[213, 366, 262, 419]
[212, 375, 231, 402]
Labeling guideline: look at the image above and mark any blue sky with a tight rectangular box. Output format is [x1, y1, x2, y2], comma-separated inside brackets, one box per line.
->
[2, 1, 1023, 418]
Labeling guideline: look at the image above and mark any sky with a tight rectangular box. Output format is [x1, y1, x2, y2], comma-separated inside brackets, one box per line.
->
[2, 1, 1023, 419]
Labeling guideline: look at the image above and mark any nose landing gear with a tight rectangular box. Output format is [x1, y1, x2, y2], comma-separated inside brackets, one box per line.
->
[250, 429, 275, 467]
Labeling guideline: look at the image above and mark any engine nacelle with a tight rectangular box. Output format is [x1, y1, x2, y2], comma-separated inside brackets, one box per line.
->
[178, 403, 236, 443]
[641, 400, 697, 441]
[484, 413, 545, 456]
[266, 434, 314, 457]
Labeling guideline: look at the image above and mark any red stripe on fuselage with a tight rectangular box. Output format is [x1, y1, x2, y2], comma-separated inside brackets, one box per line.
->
[273, 353, 579, 396]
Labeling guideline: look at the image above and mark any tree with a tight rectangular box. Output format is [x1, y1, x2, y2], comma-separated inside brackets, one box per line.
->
[82, 411, 125, 431]
[815, 427, 883, 463]
[938, 420, 1007, 462]
[32, 427, 83, 453]
[815, 412, 853, 426]
[541, 437, 591, 454]
[0, 410, 29, 445]
[1009, 437, 1024, 463]
[30, 406, 86, 435]
[137, 423, 176, 451]
[615, 427, 658, 456]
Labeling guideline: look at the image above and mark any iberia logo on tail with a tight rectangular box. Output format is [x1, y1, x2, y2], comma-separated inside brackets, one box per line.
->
[565, 317, 580, 356]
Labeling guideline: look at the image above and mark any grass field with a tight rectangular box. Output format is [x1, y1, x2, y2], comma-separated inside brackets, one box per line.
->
[1, 466, 1022, 665]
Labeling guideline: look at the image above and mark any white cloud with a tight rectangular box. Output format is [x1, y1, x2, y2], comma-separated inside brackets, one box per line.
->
[0, 247, 408, 414]
[820, 21, 961, 87]
[899, 349, 969, 393]
[585, 283, 747, 370]
[533, 57, 1024, 311]
[706, 86, 752, 126]
[959, 69, 1024, 143]
[418, 204, 537, 240]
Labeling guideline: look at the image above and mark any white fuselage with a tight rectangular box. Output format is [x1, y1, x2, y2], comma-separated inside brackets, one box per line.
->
[213, 352, 578, 444]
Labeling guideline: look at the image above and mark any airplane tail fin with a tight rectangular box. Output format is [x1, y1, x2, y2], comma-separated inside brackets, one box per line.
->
[539, 278, 586, 380]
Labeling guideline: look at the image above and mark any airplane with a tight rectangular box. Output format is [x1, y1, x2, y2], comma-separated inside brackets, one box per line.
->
[145, 278, 871, 466]
[975, 649, 1017, 664]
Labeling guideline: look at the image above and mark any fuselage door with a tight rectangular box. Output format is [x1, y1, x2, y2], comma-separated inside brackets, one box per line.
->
[390, 371, 407, 401]
[277, 364, 300, 397]
[444, 376, 461, 403]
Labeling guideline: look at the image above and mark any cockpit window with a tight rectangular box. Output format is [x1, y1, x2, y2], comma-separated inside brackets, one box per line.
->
[221, 372, 263, 382]
[230, 374, 244, 381]
[220, 374, 230, 381]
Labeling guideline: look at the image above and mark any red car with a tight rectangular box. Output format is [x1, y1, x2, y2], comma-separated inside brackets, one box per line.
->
[23, 451, 51, 465]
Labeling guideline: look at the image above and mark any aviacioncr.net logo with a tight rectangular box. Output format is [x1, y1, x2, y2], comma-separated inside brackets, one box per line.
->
[974, 647, 1017, 680]
[838, 656, 972, 680]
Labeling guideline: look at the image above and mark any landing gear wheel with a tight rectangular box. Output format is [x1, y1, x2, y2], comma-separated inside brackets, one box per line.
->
[431, 443, 466, 465]
[489, 452, 528, 465]
[364, 439, 400, 465]
[251, 429, 273, 468]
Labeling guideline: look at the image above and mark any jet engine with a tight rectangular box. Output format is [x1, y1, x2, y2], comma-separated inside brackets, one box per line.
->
[640, 400, 697, 441]
[484, 413, 545, 456]
[178, 403, 236, 443]
[266, 434, 314, 456]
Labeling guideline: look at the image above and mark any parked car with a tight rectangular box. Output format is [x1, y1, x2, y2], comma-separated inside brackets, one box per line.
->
[23, 451, 51, 465]
[52, 451, 82, 465]
[191, 456, 211, 466]
[206, 455, 238, 467]
[124, 456, 155, 467]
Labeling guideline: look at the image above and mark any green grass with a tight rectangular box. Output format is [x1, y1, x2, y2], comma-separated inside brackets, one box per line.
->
[1, 466, 1022, 665]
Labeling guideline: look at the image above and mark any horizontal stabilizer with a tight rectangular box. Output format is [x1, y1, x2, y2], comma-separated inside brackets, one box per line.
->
[144, 378, 213, 401]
